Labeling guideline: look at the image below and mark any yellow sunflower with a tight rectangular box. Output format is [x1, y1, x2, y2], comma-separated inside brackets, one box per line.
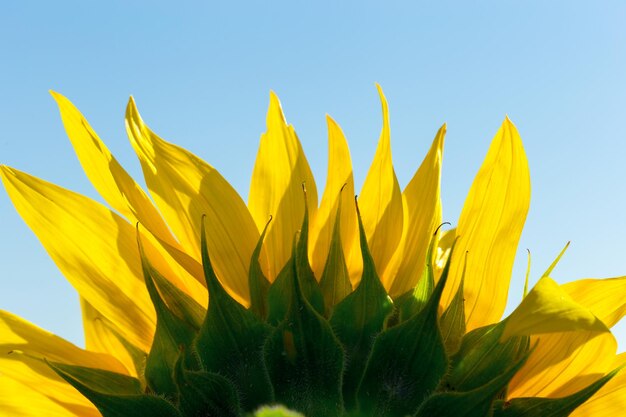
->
[0, 85, 624, 417]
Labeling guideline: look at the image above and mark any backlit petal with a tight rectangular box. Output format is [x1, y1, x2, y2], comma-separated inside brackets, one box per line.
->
[502, 276, 608, 340]
[0, 310, 126, 416]
[248, 92, 318, 280]
[358, 85, 403, 285]
[0, 166, 155, 350]
[126, 98, 259, 302]
[80, 298, 142, 377]
[385, 124, 445, 296]
[310, 115, 361, 285]
[50, 91, 177, 248]
[562, 276, 626, 328]
[571, 353, 626, 416]
[0, 376, 95, 417]
[442, 117, 530, 330]
[508, 331, 617, 398]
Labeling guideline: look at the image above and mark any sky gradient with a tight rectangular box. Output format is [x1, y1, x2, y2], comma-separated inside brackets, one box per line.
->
[1, 1, 626, 347]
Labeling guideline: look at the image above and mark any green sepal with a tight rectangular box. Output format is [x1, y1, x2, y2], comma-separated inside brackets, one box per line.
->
[414, 355, 528, 417]
[138, 236, 197, 398]
[267, 191, 324, 324]
[445, 319, 525, 392]
[319, 195, 352, 315]
[194, 218, 274, 411]
[174, 351, 242, 417]
[251, 405, 305, 417]
[264, 245, 345, 417]
[393, 227, 439, 323]
[439, 252, 467, 355]
[249, 217, 272, 319]
[294, 187, 325, 316]
[149, 257, 206, 330]
[329, 203, 393, 409]
[493, 367, 620, 417]
[48, 361, 182, 417]
[355, 239, 457, 417]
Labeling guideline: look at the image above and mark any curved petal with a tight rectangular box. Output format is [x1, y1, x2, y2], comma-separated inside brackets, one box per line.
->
[508, 331, 617, 399]
[126, 98, 259, 303]
[50, 91, 177, 248]
[443, 117, 531, 331]
[0, 310, 126, 416]
[502, 276, 609, 340]
[248, 92, 318, 280]
[0, 166, 155, 350]
[385, 124, 445, 296]
[358, 84, 403, 285]
[309, 115, 361, 285]
[571, 353, 626, 416]
[562, 276, 626, 328]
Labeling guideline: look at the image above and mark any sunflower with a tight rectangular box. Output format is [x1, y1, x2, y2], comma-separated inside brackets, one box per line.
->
[1, 86, 625, 417]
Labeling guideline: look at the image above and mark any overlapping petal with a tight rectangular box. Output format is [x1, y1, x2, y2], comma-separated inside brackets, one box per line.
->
[443, 117, 531, 331]
[385, 124, 445, 296]
[358, 85, 403, 285]
[126, 98, 259, 303]
[572, 353, 626, 416]
[309, 115, 361, 285]
[248, 92, 318, 280]
[0, 310, 126, 416]
[562, 276, 626, 328]
[50, 91, 177, 248]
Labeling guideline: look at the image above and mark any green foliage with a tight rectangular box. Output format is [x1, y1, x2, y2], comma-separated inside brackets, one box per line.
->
[47, 214, 619, 417]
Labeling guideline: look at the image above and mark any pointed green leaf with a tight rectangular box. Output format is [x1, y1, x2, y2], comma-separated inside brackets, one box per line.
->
[439, 253, 467, 355]
[49, 362, 182, 417]
[329, 203, 393, 409]
[319, 196, 352, 315]
[264, 247, 345, 417]
[295, 186, 325, 316]
[150, 260, 206, 330]
[195, 218, 274, 411]
[493, 368, 620, 417]
[445, 321, 526, 392]
[393, 227, 440, 323]
[139, 237, 197, 398]
[267, 191, 324, 324]
[414, 356, 528, 417]
[249, 217, 272, 319]
[174, 352, 242, 417]
[355, 240, 456, 417]
[267, 256, 295, 325]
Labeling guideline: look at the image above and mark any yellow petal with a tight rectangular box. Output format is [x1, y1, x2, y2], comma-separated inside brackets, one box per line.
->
[571, 353, 626, 416]
[508, 331, 617, 398]
[443, 117, 531, 331]
[50, 91, 177, 248]
[80, 298, 142, 377]
[0, 376, 96, 417]
[309, 115, 361, 285]
[562, 276, 626, 328]
[0, 310, 125, 416]
[248, 91, 318, 280]
[434, 227, 456, 279]
[385, 124, 445, 296]
[126, 98, 260, 302]
[358, 84, 403, 285]
[502, 276, 609, 340]
[0, 166, 155, 350]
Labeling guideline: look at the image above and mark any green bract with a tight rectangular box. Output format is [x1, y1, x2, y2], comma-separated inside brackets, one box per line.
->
[49, 203, 615, 417]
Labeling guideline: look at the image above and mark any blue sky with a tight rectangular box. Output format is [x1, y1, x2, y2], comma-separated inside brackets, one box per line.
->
[1, 1, 626, 347]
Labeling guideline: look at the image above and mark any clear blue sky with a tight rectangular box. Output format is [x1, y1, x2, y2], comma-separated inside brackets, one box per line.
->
[1, 1, 625, 348]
